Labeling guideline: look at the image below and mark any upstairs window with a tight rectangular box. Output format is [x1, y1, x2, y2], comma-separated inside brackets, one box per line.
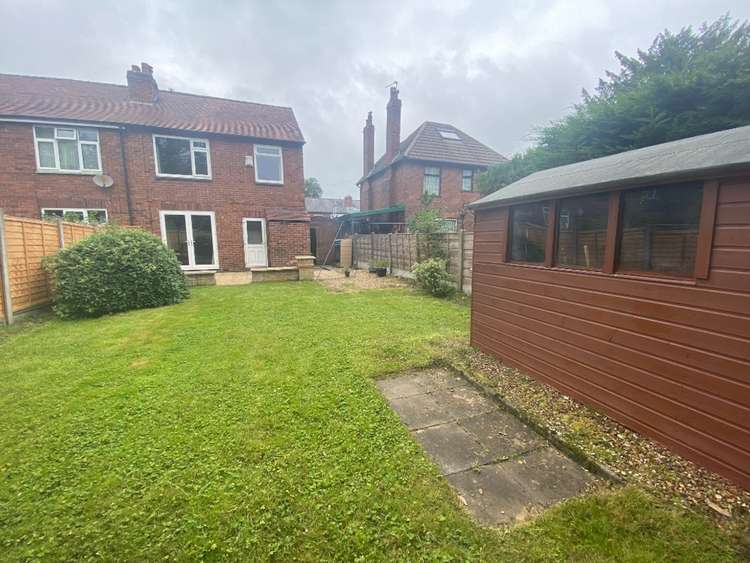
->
[555, 193, 609, 270]
[154, 135, 211, 178]
[509, 202, 550, 263]
[423, 166, 441, 196]
[617, 184, 702, 277]
[34, 126, 101, 173]
[462, 169, 473, 192]
[42, 208, 107, 224]
[254, 145, 284, 184]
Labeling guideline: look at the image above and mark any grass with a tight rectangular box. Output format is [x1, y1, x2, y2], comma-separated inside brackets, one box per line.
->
[0, 283, 739, 561]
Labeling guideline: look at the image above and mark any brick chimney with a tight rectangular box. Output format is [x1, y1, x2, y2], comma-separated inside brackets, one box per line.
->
[126, 62, 159, 103]
[343, 195, 353, 208]
[363, 111, 375, 175]
[385, 85, 401, 160]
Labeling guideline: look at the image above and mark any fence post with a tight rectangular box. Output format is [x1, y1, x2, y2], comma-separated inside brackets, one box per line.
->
[415, 233, 420, 262]
[57, 219, 65, 248]
[457, 228, 465, 293]
[0, 210, 14, 325]
[388, 233, 393, 274]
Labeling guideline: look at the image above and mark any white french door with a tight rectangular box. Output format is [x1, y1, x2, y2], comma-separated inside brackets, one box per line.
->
[159, 211, 219, 270]
[243, 218, 268, 268]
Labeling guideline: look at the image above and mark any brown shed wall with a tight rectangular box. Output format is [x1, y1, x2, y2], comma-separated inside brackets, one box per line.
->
[470, 177, 750, 489]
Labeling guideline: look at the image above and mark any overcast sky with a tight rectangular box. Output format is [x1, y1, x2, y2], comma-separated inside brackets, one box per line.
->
[1, 1, 748, 198]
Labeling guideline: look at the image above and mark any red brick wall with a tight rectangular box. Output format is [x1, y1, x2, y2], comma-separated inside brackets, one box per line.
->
[0, 122, 307, 270]
[359, 160, 482, 229]
[267, 220, 309, 266]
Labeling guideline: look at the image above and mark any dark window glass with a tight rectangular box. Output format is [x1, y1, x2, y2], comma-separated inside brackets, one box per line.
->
[164, 214, 189, 265]
[191, 214, 215, 265]
[194, 151, 208, 176]
[246, 220, 263, 244]
[156, 137, 192, 176]
[618, 184, 702, 276]
[555, 194, 609, 270]
[510, 202, 550, 263]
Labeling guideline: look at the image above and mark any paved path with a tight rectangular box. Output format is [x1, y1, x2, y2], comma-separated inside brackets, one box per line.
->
[377, 368, 599, 526]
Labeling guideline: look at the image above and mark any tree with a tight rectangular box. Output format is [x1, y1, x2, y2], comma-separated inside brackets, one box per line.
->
[479, 15, 750, 195]
[304, 177, 323, 198]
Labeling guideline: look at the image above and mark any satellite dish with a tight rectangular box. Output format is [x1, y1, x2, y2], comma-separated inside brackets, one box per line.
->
[93, 174, 114, 189]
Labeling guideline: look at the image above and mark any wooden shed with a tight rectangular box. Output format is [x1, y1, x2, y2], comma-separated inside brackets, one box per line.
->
[469, 126, 750, 489]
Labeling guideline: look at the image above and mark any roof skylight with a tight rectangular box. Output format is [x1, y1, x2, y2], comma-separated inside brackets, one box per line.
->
[438, 130, 461, 140]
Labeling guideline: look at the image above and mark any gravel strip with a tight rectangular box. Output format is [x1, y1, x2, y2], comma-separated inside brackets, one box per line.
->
[315, 267, 409, 292]
[444, 342, 750, 528]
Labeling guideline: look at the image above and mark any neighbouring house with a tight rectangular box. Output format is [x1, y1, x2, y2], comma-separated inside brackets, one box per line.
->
[0, 63, 309, 282]
[305, 195, 359, 264]
[356, 86, 506, 232]
[469, 125, 750, 490]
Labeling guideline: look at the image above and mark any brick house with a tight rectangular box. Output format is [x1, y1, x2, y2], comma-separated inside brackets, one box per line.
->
[357, 86, 506, 231]
[0, 63, 309, 278]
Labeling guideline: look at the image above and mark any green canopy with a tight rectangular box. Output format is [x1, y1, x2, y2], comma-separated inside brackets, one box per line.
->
[340, 204, 405, 220]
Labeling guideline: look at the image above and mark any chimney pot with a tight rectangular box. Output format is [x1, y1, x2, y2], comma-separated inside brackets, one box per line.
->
[343, 195, 353, 208]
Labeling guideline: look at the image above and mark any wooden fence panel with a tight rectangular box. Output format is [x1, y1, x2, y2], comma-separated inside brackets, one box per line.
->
[0, 213, 96, 322]
[351, 231, 474, 294]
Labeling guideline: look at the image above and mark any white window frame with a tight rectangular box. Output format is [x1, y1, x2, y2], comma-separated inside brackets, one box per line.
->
[253, 144, 284, 185]
[152, 134, 212, 179]
[439, 218, 458, 233]
[462, 169, 473, 192]
[158, 210, 219, 271]
[41, 208, 108, 223]
[33, 125, 103, 175]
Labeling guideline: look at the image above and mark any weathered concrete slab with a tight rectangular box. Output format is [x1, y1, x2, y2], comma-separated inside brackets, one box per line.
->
[378, 368, 599, 526]
[413, 422, 487, 475]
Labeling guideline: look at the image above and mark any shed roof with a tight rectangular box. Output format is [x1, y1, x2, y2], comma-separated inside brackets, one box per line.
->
[358, 121, 506, 184]
[471, 125, 750, 208]
[0, 73, 305, 143]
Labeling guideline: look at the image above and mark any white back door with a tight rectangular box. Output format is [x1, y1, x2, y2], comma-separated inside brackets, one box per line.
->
[243, 218, 268, 268]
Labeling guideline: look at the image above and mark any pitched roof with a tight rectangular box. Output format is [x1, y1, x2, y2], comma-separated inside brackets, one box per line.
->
[0, 73, 304, 143]
[305, 197, 360, 214]
[471, 125, 750, 208]
[358, 121, 506, 184]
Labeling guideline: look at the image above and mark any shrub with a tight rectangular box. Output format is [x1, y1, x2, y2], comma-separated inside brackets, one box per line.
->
[411, 258, 455, 298]
[45, 227, 189, 318]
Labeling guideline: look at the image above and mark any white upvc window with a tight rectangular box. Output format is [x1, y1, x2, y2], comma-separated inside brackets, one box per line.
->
[153, 134, 212, 179]
[41, 208, 108, 224]
[33, 125, 102, 174]
[254, 145, 284, 184]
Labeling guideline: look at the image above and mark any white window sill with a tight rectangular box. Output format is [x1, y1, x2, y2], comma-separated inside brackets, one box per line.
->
[36, 169, 102, 176]
[182, 266, 219, 272]
[156, 174, 212, 181]
[256, 180, 284, 186]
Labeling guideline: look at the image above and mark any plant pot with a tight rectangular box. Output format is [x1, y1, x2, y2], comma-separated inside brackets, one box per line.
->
[375, 268, 387, 277]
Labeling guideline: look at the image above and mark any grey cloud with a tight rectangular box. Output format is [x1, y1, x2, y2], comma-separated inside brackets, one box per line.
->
[1, 0, 748, 196]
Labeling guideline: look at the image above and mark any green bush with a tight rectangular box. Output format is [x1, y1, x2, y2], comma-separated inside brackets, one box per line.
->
[45, 227, 189, 318]
[411, 258, 455, 298]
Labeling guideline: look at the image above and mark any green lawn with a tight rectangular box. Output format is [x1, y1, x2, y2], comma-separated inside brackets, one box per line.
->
[0, 284, 738, 561]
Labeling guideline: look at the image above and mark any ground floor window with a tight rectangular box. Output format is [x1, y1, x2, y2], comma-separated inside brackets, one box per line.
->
[159, 211, 218, 270]
[42, 208, 107, 224]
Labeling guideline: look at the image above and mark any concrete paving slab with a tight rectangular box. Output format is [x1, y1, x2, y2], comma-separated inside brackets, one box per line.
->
[414, 422, 487, 475]
[447, 465, 537, 526]
[388, 393, 454, 430]
[377, 368, 600, 527]
[460, 410, 545, 460]
[376, 375, 426, 400]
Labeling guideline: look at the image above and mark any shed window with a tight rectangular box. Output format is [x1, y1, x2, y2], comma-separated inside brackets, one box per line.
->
[555, 193, 609, 270]
[617, 184, 702, 277]
[423, 167, 441, 196]
[509, 202, 550, 263]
